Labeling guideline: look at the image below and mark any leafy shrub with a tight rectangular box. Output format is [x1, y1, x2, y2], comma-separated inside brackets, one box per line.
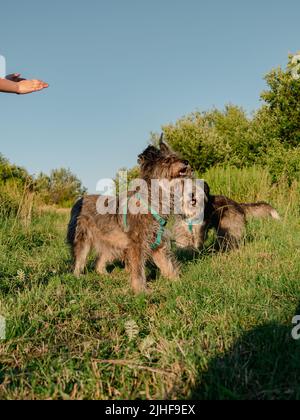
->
[261, 54, 300, 147]
[263, 145, 300, 184]
[0, 188, 20, 218]
[160, 106, 256, 172]
[0, 154, 86, 222]
[152, 54, 300, 183]
[36, 168, 86, 207]
[0, 153, 31, 185]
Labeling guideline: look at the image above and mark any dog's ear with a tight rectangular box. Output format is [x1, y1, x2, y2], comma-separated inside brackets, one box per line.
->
[159, 134, 171, 154]
[138, 146, 160, 165]
[204, 182, 210, 201]
[159, 133, 164, 147]
[137, 154, 145, 165]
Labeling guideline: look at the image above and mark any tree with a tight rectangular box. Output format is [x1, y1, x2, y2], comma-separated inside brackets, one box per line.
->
[261, 53, 300, 147]
[159, 105, 259, 173]
[147, 54, 300, 182]
[36, 168, 86, 207]
[0, 153, 31, 185]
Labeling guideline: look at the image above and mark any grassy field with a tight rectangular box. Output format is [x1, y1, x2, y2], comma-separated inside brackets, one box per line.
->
[0, 167, 300, 400]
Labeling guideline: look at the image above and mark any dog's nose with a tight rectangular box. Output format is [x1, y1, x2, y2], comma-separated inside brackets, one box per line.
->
[183, 160, 189, 166]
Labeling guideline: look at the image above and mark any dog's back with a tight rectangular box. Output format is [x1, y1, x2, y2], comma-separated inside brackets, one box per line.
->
[67, 195, 102, 249]
[67, 197, 84, 248]
[240, 202, 280, 220]
[173, 192, 280, 251]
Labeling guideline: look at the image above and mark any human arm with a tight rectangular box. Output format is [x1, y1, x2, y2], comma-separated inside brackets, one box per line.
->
[0, 73, 48, 94]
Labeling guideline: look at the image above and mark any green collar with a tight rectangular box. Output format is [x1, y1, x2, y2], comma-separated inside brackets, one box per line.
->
[123, 193, 167, 250]
[187, 218, 203, 233]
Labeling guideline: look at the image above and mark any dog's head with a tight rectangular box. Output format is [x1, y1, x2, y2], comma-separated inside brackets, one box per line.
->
[180, 181, 210, 222]
[138, 135, 192, 181]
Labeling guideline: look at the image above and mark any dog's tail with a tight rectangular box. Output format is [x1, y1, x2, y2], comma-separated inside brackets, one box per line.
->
[240, 202, 280, 220]
[67, 197, 84, 247]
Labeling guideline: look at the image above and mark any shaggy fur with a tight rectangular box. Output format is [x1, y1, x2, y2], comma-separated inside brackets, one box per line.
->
[67, 140, 193, 294]
[174, 182, 280, 251]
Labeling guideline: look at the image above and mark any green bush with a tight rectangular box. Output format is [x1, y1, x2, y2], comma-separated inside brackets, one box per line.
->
[263, 144, 300, 184]
[161, 106, 259, 173]
[0, 153, 30, 185]
[261, 54, 300, 147]
[151, 54, 300, 183]
[0, 188, 20, 218]
[36, 168, 86, 207]
[0, 154, 86, 217]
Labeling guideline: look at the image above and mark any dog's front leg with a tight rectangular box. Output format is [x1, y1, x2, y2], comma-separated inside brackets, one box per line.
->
[127, 246, 147, 294]
[152, 246, 180, 280]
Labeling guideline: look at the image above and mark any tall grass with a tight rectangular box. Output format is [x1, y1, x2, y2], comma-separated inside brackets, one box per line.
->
[0, 181, 34, 227]
[203, 166, 300, 218]
[0, 167, 300, 400]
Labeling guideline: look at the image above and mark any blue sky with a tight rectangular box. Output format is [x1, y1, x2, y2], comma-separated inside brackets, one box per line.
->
[0, 0, 299, 191]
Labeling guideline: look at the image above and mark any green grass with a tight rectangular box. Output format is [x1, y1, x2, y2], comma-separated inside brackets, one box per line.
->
[1, 167, 300, 400]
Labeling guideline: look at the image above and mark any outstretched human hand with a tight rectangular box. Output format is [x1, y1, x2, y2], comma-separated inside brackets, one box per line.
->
[7, 73, 48, 94]
[0, 73, 49, 94]
[17, 79, 48, 94]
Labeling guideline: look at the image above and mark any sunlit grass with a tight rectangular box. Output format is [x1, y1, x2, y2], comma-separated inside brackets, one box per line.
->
[0, 168, 300, 400]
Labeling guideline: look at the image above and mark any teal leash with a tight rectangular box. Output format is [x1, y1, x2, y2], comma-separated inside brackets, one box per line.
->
[187, 217, 204, 234]
[188, 221, 194, 234]
[123, 193, 167, 250]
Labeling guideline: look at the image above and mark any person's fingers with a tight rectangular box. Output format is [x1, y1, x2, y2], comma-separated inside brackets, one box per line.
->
[33, 80, 48, 88]
[32, 79, 49, 90]
[39, 80, 49, 87]
[17, 79, 49, 94]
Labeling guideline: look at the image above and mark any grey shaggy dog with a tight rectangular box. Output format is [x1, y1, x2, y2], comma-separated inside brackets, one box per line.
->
[174, 182, 280, 251]
[67, 140, 195, 294]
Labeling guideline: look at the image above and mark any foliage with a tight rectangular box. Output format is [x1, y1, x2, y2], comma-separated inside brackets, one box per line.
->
[0, 154, 86, 219]
[152, 54, 300, 182]
[263, 144, 300, 184]
[36, 168, 86, 207]
[160, 106, 253, 173]
[261, 53, 300, 147]
[0, 153, 31, 185]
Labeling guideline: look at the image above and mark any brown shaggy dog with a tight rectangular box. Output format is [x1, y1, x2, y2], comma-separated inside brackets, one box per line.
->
[67, 140, 194, 294]
[174, 182, 280, 251]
